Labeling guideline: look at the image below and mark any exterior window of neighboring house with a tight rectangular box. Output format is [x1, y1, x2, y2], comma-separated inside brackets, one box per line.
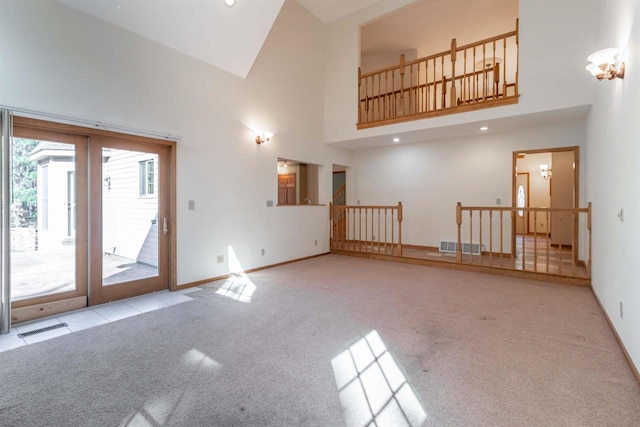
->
[42, 165, 49, 230]
[139, 159, 155, 196]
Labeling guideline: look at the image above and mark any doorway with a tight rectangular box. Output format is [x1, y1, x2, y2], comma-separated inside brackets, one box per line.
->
[7, 117, 176, 323]
[512, 147, 579, 253]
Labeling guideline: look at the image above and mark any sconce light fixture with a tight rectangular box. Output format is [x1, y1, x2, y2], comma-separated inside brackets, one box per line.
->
[255, 129, 273, 145]
[223, 0, 236, 7]
[539, 164, 552, 180]
[585, 48, 625, 80]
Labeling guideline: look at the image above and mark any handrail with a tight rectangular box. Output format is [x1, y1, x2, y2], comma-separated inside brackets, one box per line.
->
[330, 202, 403, 256]
[358, 20, 519, 128]
[456, 202, 591, 278]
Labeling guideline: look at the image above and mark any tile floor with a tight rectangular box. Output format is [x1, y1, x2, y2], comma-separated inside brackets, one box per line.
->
[0, 287, 200, 353]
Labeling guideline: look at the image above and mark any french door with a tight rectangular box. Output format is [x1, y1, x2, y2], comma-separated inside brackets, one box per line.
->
[6, 117, 175, 323]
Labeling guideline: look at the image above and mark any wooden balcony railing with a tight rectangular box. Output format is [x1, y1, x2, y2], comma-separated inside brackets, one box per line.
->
[330, 202, 403, 256]
[456, 203, 591, 278]
[358, 20, 519, 129]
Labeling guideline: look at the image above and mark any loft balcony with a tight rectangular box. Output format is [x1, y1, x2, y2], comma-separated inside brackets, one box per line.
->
[357, 20, 519, 129]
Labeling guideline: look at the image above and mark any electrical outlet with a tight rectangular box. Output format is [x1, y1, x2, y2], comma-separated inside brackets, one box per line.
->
[188, 200, 195, 210]
[357, 200, 360, 205]
[266, 200, 273, 207]
[217, 255, 224, 264]
[620, 301, 624, 319]
[496, 198, 501, 205]
[314, 240, 317, 246]
[261, 248, 265, 256]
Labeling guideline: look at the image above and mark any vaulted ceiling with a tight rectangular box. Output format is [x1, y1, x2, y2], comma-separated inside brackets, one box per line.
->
[59, 0, 385, 79]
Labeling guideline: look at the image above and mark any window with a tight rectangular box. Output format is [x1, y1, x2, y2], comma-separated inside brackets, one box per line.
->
[517, 184, 525, 217]
[139, 159, 155, 196]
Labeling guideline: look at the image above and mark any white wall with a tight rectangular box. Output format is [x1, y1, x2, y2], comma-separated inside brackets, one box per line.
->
[0, 0, 352, 284]
[350, 120, 585, 249]
[324, 0, 599, 145]
[585, 0, 640, 374]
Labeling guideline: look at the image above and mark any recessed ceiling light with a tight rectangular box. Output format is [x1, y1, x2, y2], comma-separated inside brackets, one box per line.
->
[393, 137, 400, 142]
[480, 126, 489, 131]
[224, 0, 236, 7]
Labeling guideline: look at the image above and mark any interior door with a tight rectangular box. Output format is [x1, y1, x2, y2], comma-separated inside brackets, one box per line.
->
[9, 126, 89, 322]
[89, 137, 171, 305]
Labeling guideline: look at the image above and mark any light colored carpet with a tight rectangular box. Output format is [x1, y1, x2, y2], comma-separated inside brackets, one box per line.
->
[0, 254, 639, 426]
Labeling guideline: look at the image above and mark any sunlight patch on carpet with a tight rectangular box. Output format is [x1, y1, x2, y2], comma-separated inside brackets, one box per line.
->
[331, 330, 428, 426]
[215, 246, 256, 302]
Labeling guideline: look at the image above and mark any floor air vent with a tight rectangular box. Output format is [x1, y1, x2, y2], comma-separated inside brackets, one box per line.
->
[17, 322, 68, 338]
[439, 241, 483, 255]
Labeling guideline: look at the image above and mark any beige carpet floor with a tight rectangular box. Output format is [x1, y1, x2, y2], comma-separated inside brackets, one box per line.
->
[1, 254, 638, 426]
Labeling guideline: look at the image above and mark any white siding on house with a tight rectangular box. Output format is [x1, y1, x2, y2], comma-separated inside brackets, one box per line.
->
[103, 149, 159, 267]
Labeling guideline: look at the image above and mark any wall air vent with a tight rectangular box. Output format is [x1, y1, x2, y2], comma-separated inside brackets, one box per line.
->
[439, 241, 483, 255]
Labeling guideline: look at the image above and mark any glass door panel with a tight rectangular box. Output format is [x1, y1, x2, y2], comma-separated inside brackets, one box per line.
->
[102, 148, 160, 285]
[90, 137, 169, 305]
[10, 138, 77, 301]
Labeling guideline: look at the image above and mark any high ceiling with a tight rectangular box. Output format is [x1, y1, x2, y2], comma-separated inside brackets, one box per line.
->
[58, 0, 387, 79]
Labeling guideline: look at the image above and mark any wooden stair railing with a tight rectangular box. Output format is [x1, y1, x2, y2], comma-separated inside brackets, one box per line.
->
[358, 20, 519, 129]
[330, 202, 403, 256]
[455, 203, 592, 278]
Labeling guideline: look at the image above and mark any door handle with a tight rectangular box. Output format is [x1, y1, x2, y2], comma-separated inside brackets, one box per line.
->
[163, 217, 168, 234]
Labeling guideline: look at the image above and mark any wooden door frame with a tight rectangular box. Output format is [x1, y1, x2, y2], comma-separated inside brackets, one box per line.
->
[10, 124, 89, 322]
[89, 137, 172, 305]
[10, 116, 177, 320]
[511, 146, 579, 255]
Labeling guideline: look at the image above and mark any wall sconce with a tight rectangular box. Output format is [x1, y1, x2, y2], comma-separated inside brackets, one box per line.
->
[255, 129, 273, 145]
[585, 48, 625, 80]
[539, 164, 552, 180]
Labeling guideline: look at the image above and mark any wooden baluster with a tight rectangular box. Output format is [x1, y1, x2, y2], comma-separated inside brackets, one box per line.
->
[359, 207, 363, 252]
[433, 58, 437, 110]
[392, 69, 396, 118]
[483, 43, 487, 101]
[456, 202, 462, 262]
[479, 210, 483, 265]
[533, 210, 538, 272]
[450, 38, 457, 107]
[441, 54, 446, 109]
[409, 63, 413, 115]
[546, 211, 550, 273]
[492, 40, 497, 98]
[365, 207, 369, 252]
[587, 203, 592, 277]
[358, 68, 362, 124]
[558, 213, 563, 274]
[463, 48, 467, 104]
[521, 210, 525, 270]
[391, 208, 396, 255]
[329, 202, 334, 247]
[416, 62, 420, 113]
[494, 62, 500, 99]
[489, 210, 493, 266]
[397, 202, 403, 256]
[473, 46, 477, 103]
[377, 208, 381, 253]
[572, 210, 577, 275]
[384, 208, 388, 254]
[499, 210, 504, 266]
[502, 36, 507, 96]
[399, 54, 405, 117]
[469, 210, 473, 263]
